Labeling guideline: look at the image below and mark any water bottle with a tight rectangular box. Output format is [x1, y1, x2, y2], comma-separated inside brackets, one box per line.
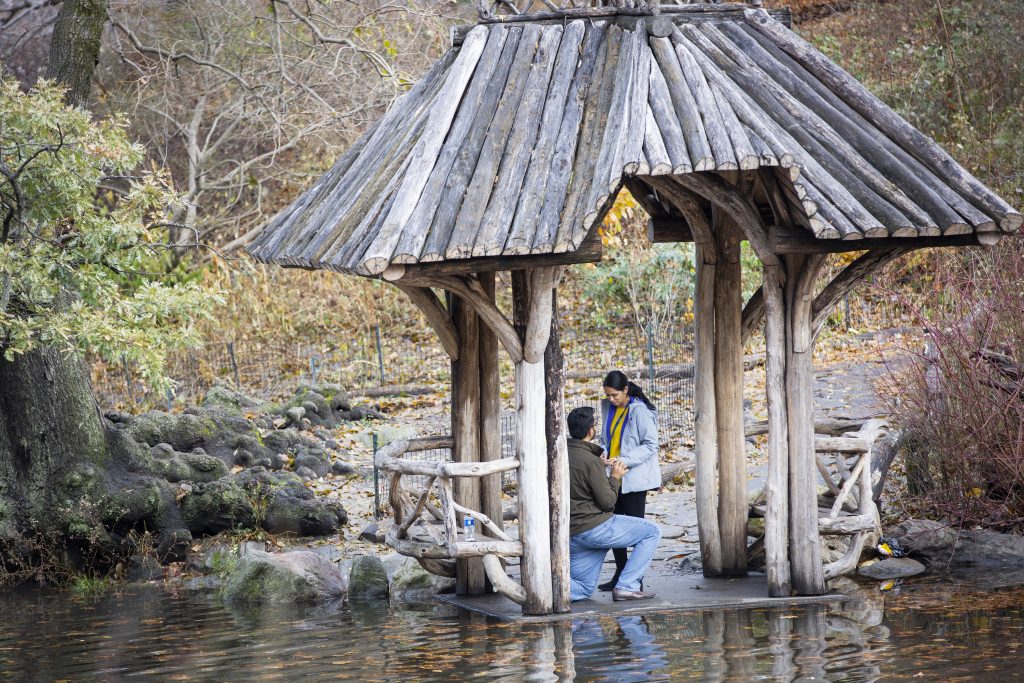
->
[463, 515, 476, 542]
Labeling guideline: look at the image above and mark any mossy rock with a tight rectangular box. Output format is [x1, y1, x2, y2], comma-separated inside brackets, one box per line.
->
[388, 559, 455, 604]
[128, 411, 216, 450]
[348, 554, 389, 601]
[201, 382, 263, 414]
[180, 478, 256, 535]
[222, 549, 346, 604]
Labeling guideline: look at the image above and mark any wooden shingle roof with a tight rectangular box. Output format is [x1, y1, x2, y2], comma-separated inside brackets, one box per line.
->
[247, 7, 1021, 276]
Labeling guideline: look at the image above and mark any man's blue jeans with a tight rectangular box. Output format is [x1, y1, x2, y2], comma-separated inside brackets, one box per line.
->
[569, 514, 661, 600]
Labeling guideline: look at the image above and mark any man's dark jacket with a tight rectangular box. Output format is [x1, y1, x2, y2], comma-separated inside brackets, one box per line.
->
[568, 437, 621, 536]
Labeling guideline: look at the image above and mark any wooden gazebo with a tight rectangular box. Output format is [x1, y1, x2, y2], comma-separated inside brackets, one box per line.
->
[249, 0, 1021, 615]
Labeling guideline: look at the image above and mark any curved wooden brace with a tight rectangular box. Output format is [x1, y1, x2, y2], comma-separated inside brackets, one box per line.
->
[394, 284, 459, 361]
[810, 248, 911, 341]
[434, 275, 524, 363]
[672, 173, 781, 267]
[483, 554, 526, 605]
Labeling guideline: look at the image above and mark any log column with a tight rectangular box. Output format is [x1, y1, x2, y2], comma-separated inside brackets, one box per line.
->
[451, 293, 485, 595]
[512, 268, 556, 615]
[763, 263, 791, 596]
[478, 273, 504, 547]
[544, 288, 571, 613]
[784, 254, 827, 595]
[713, 211, 747, 577]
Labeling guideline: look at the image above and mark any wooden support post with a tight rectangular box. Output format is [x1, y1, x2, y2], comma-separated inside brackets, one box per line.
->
[714, 212, 747, 577]
[656, 177, 725, 577]
[784, 254, 827, 595]
[544, 288, 571, 613]
[478, 273, 504, 550]
[451, 293, 485, 595]
[512, 270, 554, 615]
[763, 264, 791, 596]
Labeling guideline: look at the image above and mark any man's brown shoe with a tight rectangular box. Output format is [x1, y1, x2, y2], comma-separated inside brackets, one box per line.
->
[612, 589, 656, 601]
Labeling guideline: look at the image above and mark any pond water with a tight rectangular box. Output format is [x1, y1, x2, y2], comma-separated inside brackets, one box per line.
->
[2, 577, 1022, 682]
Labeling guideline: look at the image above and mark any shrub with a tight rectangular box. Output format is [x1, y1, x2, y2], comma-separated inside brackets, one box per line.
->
[887, 244, 1024, 529]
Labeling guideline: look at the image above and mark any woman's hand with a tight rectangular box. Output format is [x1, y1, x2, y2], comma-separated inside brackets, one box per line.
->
[609, 460, 628, 480]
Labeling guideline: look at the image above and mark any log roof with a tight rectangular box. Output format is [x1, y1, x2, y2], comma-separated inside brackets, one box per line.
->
[247, 6, 1021, 276]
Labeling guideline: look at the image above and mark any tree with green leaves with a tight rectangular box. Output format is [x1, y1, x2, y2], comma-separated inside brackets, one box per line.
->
[0, 0, 223, 572]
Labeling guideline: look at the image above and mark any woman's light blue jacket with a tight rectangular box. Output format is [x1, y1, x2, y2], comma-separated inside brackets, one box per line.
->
[598, 397, 661, 494]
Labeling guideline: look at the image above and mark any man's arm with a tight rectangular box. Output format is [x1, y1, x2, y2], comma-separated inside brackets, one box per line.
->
[588, 458, 623, 512]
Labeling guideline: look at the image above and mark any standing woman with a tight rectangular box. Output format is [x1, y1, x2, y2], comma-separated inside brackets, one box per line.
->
[597, 370, 662, 591]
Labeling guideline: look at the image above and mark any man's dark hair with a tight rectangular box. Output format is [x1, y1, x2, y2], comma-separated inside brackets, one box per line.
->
[567, 406, 596, 440]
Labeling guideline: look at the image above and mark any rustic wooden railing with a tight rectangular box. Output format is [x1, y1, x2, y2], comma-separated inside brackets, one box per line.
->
[374, 435, 528, 604]
[748, 418, 885, 580]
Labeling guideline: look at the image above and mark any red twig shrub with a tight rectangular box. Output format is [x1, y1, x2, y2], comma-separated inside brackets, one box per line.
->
[886, 244, 1024, 529]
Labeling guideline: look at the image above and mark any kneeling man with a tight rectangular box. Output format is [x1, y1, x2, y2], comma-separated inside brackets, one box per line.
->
[567, 406, 660, 601]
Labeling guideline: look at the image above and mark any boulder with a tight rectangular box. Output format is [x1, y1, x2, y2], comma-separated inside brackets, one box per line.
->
[201, 382, 262, 414]
[125, 553, 164, 582]
[222, 549, 346, 604]
[348, 554, 389, 601]
[858, 557, 926, 580]
[294, 466, 317, 481]
[180, 478, 256, 535]
[888, 519, 958, 556]
[389, 559, 455, 603]
[294, 451, 330, 477]
[888, 519, 1024, 569]
[359, 522, 385, 544]
[285, 406, 306, 426]
[128, 411, 216, 450]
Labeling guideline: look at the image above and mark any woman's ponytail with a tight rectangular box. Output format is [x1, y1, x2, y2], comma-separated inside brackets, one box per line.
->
[626, 381, 656, 412]
[603, 370, 656, 412]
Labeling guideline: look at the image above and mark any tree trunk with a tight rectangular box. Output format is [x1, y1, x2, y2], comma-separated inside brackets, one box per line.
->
[0, 0, 113, 547]
[0, 345, 108, 536]
[544, 289, 571, 613]
[45, 0, 108, 108]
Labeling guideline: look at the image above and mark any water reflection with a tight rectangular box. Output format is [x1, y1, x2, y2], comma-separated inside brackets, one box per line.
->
[1, 579, 1023, 681]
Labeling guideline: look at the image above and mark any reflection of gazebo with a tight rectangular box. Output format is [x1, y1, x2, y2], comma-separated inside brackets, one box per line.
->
[249, 1, 1021, 615]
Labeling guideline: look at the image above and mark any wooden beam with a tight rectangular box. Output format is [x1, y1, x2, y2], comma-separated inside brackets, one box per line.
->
[810, 248, 910, 341]
[769, 225, 999, 254]
[648, 216, 694, 243]
[386, 237, 603, 279]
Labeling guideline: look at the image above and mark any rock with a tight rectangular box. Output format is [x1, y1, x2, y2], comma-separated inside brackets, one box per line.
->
[858, 557, 926, 580]
[302, 401, 320, 417]
[157, 528, 192, 562]
[389, 558, 455, 603]
[285, 406, 306, 426]
[201, 382, 262, 414]
[268, 453, 287, 470]
[180, 478, 256, 535]
[332, 461, 356, 476]
[676, 555, 703, 575]
[660, 462, 693, 486]
[239, 540, 266, 556]
[324, 439, 341, 451]
[359, 522, 384, 544]
[126, 553, 163, 582]
[222, 549, 347, 604]
[294, 451, 329, 477]
[659, 524, 687, 540]
[888, 519, 958, 556]
[182, 452, 229, 479]
[128, 411, 216, 450]
[234, 449, 255, 467]
[294, 466, 317, 481]
[348, 555, 389, 601]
